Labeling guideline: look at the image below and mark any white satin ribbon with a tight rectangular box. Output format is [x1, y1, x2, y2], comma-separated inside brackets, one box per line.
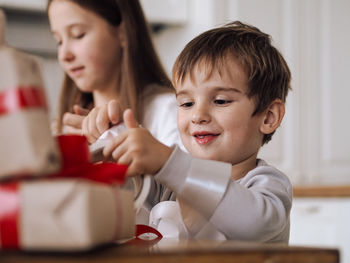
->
[149, 201, 188, 239]
[149, 200, 226, 240]
[89, 123, 127, 155]
[181, 158, 232, 219]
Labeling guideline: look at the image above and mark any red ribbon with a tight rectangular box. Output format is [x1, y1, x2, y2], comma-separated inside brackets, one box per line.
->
[123, 224, 163, 246]
[55, 135, 128, 184]
[136, 224, 163, 240]
[0, 183, 20, 249]
[0, 135, 129, 249]
[0, 86, 47, 115]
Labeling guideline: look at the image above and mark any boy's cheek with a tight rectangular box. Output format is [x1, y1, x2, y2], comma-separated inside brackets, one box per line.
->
[177, 112, 188, 133]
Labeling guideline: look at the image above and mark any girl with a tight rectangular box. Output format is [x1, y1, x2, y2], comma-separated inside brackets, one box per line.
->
[48, 0, 181, 149]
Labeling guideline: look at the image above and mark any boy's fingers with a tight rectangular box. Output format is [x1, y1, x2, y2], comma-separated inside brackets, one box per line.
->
[108, 100, 120, 125]
[123, 109, 138, 129]
[103, 133, 127, 157]
[125, 161, 143, 177]
[73, 105, 89, 116]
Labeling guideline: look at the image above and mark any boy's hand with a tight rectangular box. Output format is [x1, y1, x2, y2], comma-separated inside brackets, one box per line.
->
[103, 109, 173, 177]
[82, 100, 121, 143]
[62, 105, 89, 134]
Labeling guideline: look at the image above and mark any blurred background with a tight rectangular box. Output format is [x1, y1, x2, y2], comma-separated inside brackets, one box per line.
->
[1, 0, 349, 261]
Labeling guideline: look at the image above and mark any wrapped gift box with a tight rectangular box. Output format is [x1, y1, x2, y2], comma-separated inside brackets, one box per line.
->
[0, 179, 135, 251]
[0, 9, 61, 180]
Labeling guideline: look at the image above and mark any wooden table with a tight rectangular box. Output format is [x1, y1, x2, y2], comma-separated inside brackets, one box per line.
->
[0, 239, 339, 263]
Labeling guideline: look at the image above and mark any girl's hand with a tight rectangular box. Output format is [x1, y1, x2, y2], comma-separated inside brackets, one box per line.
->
[62, 105, 89, 134]
[103, 109, 173, 177]
[82, 100, 121, 143]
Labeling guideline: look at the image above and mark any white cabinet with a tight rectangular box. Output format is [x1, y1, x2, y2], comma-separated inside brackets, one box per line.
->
[290, 198, 350, 263]
[0, 0, 46, 11]
[140, 0, 188, 24]
[0, 0, 189, 25]
[224, 0, 350, 185]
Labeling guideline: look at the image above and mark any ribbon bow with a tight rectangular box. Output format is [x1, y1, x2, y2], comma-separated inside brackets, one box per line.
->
[0, 135, 128, 249]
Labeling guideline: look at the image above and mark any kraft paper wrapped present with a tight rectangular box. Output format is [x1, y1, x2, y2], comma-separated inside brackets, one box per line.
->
[0, 9, 61, 180]
[0, 179, 135, 251]
[0, 135, 136, 251]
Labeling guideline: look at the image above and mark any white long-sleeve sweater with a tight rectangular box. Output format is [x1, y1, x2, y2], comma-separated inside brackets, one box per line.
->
[145, 146, 292, 243]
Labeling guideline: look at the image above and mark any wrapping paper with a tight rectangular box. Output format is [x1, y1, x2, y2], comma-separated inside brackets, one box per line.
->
[0, 134, 136, 251]
[0, 179, 135, 251]
[0, 10, 61, 179]
[0, 133, 159, 250]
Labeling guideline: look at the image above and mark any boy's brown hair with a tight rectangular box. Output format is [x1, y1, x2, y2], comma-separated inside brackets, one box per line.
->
[172, 21, 291, 145]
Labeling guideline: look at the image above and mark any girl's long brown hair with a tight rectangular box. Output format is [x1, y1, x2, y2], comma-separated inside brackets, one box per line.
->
[48, 0, 171, 133]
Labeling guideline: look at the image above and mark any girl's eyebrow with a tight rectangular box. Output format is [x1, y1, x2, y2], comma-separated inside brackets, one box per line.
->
[50, 22, 85, 34]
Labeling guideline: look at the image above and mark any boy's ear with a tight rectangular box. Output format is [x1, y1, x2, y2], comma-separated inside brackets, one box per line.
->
[260, 99, 285, 135]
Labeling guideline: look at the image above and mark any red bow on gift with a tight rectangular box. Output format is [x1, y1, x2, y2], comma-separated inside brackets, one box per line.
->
[55, 134, 128, 184]
[0, 134, 129, 249]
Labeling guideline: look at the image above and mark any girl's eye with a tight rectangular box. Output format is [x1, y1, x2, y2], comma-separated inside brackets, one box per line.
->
[214, 99, 232, 105]
[74, 33, 85, 39]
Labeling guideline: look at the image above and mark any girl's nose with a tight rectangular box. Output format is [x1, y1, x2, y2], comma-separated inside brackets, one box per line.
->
[58, 43, 75, 63]
[191, 104, 211, 124]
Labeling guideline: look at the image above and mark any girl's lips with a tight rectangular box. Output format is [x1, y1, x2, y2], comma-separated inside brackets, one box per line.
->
[193, 133, 219, 145]
[70, 66, 85, 76]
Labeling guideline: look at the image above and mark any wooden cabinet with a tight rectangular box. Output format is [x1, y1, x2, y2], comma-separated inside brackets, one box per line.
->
[290, 197, 350, 263]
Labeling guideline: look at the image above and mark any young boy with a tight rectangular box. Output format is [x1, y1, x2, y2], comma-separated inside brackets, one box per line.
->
[102, 21, 292, 243]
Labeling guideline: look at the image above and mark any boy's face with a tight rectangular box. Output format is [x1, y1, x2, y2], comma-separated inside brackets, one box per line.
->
[175, 58, 265, 165]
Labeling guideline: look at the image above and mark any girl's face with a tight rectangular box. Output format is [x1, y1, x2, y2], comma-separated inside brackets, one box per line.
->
[48, 0, 124, 94]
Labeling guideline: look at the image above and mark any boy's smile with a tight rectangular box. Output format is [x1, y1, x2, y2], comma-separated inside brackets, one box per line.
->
[192, 131, 220, 145]
[175, 57, 265, 167]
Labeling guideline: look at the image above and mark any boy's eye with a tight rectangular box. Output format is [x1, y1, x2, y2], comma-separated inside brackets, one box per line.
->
[179, 102, 194, 108]
[214, 99, 232, 105]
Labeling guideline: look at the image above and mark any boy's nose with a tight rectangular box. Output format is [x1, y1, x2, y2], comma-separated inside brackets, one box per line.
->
[191, 105, 211, 124]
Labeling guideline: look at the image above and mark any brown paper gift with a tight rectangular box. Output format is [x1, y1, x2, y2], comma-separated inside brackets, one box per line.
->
[0, 179, 135, 251]
[0, 9, 61, 179]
